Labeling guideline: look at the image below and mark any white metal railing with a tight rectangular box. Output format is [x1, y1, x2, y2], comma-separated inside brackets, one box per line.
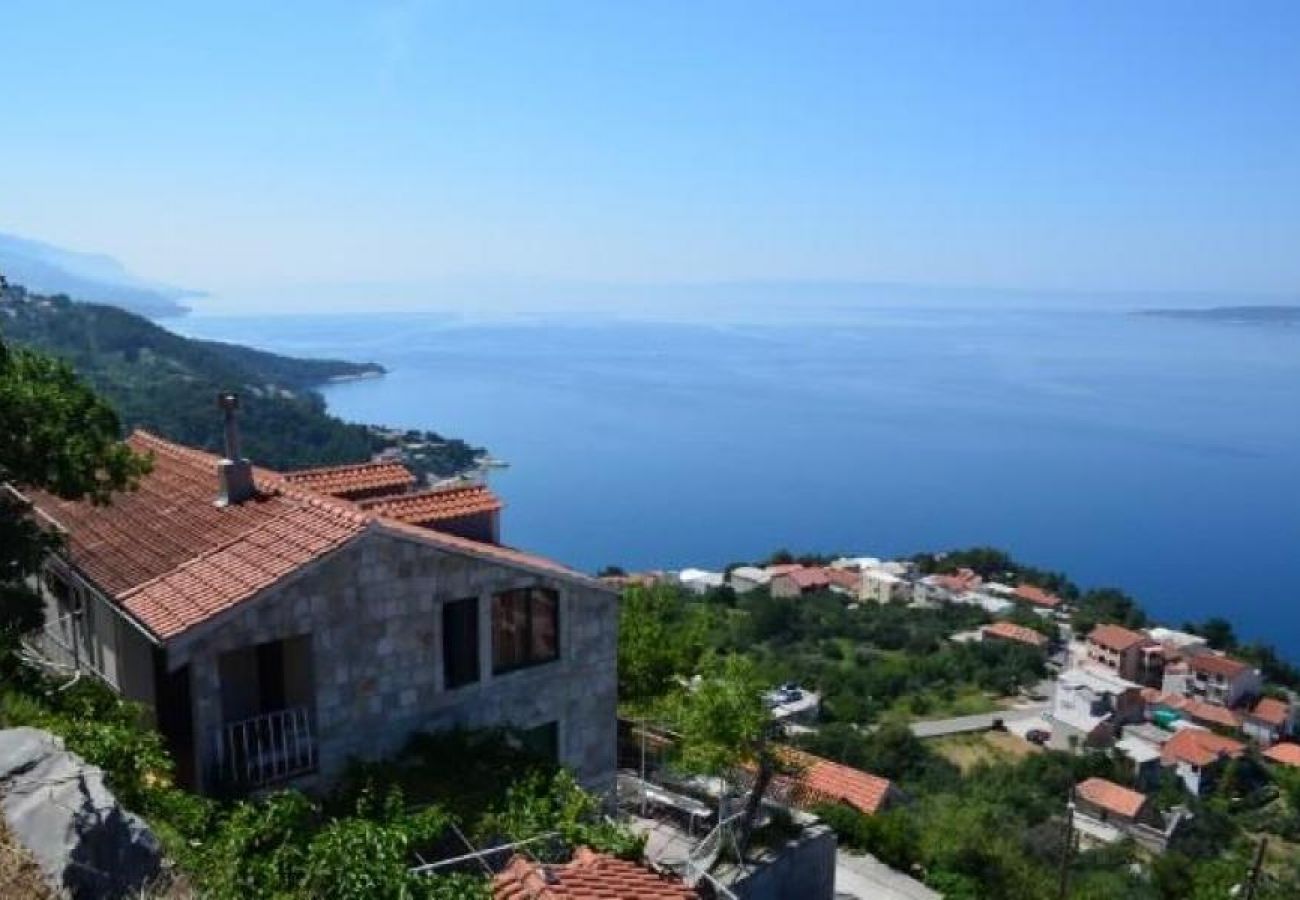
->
[213, 706, 317, 789]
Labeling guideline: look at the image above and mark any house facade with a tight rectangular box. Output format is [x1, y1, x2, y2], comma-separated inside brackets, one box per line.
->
[1183, 653, 1262, 708]
[23, 428, 618, 796]
[1084, 624, 1152, 683]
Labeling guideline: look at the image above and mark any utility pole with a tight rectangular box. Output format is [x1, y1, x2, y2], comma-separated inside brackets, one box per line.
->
[1242, 836, 1268, 900]
[1057, 794, 1075, 900]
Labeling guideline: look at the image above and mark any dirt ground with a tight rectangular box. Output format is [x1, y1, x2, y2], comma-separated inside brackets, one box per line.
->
[929, 729, 1042, 773]
[0, 820, 56, 900]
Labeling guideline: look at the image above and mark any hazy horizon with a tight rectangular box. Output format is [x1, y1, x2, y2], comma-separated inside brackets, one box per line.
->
[4, 1, 1299, 308]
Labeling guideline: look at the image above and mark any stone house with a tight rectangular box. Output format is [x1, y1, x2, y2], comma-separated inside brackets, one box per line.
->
[1073, 777, 1174, 852]
[1160, 728, 1246, 796]
[19, 422, 618, 796]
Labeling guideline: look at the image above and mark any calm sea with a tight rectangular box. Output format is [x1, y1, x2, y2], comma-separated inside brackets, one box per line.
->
[176, 305, 1300, 653]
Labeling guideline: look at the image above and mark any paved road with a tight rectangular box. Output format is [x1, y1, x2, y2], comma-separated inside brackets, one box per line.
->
[907, 679, 1055, 739]
[836, 851, 940, 900]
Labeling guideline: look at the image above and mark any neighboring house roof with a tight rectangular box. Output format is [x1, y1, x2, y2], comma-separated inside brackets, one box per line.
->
[779, 567, 832, 591]
[1014, 584, 1063, 609]
[824, 569, 862, 591]
[1249, 697, 1290, 728]
[1263, 743, 1300, 768]
[494, 847, 698, 900]
[770, 748, 896, 815]
[933, 568, 980, 593]
[1187, 653, 1253, 680]
[358, 484, 502, 526]
[281, 460, 416, 499]
[1088, 624, 1148, 653]
[764, 563, 804, 577]
[1076, 777, 1147, 819]
[1161, 728, 1245, 768]
[23, 430, 603, 643]
[729, 566, 770, 584]
[1143, 691, 1244, 730]
[982, 621, 1048, 649]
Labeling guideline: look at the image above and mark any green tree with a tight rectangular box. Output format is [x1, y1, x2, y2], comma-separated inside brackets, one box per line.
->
[0, 334, 149, 650]
[672, 653, 776, 851]
[617, 583, 704, 708]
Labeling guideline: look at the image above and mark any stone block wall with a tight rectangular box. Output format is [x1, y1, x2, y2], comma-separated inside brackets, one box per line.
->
[169, 528, 618, 794]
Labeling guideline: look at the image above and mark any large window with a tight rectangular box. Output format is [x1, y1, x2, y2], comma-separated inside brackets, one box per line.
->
[442, 596, 480, 689]
[492, 588, 559, 674]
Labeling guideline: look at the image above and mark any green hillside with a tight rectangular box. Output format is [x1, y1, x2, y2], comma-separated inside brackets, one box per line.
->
[0, 280, 480, 477]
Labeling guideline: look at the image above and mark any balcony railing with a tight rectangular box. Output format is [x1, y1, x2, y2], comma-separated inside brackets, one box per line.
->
[213, 706, 317, 790]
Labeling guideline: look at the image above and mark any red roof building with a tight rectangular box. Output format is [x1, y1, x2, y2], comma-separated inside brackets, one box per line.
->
[982, 621, 1049, 650]
[1075, 777, 1148, 820]
[494, 848, 698, 900]
[1263, 743, 1300, 768]
[1014, 584, 1063, 609]
[768, 748, 899, 816]
[282, 460, 416, 500]
[1161, 728, 1245, 768]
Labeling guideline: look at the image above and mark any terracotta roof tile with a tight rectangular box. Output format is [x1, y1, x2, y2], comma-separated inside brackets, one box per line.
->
[1188, 653, 1253, 680]
[1249, 697, 1290, 728]
[1088, 624, 1149, 653]
[1263, 743, 1300, 768]
[493, 848, 698, 900]
[24, 430, 605, 642]
[1014, 584, 1063, 608]
[282, 460, 415, 499]
[781, 567, 832, 591]
[768, 748, 895, 815]
[823, 569, 861, 591]
[983, 622, 1049, 649]
[359, 484, 502, 525]
[1161, 728, 1245, 768]
[1075, 777, 1147, 819]
[1144, 692, 1243, 730]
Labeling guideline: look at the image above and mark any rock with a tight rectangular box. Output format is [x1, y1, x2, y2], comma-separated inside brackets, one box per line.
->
[0, 727, 163, 900]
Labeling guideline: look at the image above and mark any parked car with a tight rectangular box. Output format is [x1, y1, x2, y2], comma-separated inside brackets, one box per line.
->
[1026, 729, 1050, 745]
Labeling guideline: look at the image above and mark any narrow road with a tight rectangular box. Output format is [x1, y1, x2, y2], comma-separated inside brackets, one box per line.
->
[836, 851, 940, 900]
[907, 679, 1055, 739]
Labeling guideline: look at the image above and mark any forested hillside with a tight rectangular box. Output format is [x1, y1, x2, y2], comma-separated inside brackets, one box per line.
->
[0, 279, 481, 476]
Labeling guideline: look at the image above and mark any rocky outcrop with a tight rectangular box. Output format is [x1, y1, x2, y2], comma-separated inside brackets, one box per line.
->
[0, 728, 162, 899]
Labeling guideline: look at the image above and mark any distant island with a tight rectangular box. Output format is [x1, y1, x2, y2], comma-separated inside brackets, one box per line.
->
[0, 277, 482, 480]
[1138, 305, 1300, 325]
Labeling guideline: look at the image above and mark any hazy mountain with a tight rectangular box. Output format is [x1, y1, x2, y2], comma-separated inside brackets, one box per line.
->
[0, 232, 199, 317]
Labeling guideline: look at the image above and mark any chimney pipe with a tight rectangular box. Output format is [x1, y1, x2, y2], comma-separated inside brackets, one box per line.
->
[215, 391, 256, 506]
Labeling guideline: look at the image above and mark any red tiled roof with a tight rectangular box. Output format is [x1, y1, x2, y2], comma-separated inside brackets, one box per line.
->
[1250, 697, 1290, 728]
[1143, 691, 1243, 730]
[780, 567, 832, 591]
[1188, 653, 1253, 680]
[823, 569, 861, 591]
[359, 484, 502, 525]
[1076, 777, 1147, 819]
[493, 848, 698, 900]
[282, 460, 415, 499]
[772, 748, 895, 815]
[983, 621, 1049, 649]
[1263, 743, 1300, 768]
[1088, 624, 1148, 653]
[24, 430, 602, 642]
[1014, 583, 1063, 609]
[765, 563, 803, 576]
[1161, 728, 1245, 768]
[933, 568, 981, 594]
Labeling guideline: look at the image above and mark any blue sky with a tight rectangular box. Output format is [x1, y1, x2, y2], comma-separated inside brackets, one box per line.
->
[3, 1, 1299, 308]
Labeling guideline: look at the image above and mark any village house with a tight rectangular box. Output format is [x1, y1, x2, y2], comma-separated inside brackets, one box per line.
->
[764, 748, 904, 817]
[20, 414, 619, 796]
[1160, 728, 1246, 796]
[823, 567, 862, 597]
[1013, 583, 1064, 612]
[1181, 653, 1262, 708]
[727, 565, 771, 594]
[1073, 777, 1172, 851]
[1243, 696, 1294, 746]
[981, 621, 1049, 652]
[1262, 742, 1300, 769]
[859, 567, 906, 604]
[1083, 623, 1154, 684]
[1141, 689, 1244, 733]
[1052, 665, 1144, 748]
[770, 566, 832, 598]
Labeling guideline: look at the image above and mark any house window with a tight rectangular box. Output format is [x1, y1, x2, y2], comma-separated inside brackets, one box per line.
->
[442, 597, 480, 689]
[492, 588, 559, 674]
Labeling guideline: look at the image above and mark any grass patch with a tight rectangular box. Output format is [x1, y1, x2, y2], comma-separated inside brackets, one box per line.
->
[927, 730, 1041, 773]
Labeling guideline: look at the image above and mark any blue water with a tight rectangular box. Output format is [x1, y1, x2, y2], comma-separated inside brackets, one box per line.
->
[176, 306, 1300, 652]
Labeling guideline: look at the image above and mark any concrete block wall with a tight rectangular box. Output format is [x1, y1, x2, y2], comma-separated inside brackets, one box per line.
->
[169, 529, 618, 794]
